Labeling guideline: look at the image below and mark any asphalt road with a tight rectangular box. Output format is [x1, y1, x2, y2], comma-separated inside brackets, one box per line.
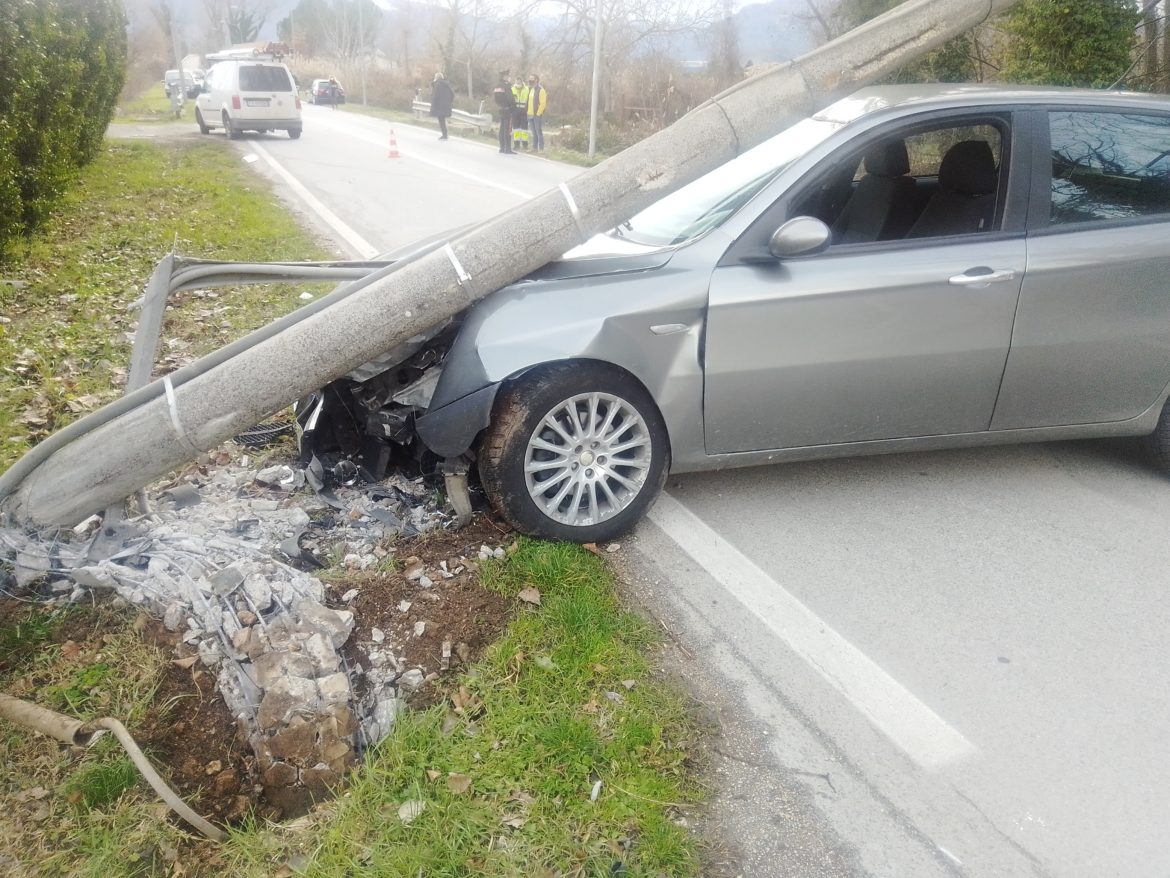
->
[232, 105, 578, 255]
[632, 437, 1170, 877]
[204, 106, 1170, 877]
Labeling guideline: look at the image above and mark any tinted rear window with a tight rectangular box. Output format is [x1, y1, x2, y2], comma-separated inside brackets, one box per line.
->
[1050, 110, 1170, 225]
[239, 65, 292, 92]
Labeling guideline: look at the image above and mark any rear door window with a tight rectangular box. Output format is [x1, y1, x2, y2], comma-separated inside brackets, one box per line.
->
[239, 65, 292, 92]
[1049, 110, 1170, 225]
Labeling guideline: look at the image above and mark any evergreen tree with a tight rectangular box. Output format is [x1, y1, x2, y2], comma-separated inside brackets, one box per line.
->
[0, 0, 127, 259]
[997, 0, 1140, 88]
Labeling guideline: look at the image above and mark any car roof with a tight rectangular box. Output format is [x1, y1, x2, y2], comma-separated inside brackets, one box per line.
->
[822, 83, 1170, 124]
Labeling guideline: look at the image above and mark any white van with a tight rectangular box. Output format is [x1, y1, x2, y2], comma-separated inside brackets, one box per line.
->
[195, 59, 302, 139]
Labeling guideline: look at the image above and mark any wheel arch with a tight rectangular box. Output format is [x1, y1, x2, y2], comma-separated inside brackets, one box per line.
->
[497, 357, 673, 456]
[416, 356, 675, 462]
[421, 276, 707, 466]
[476, 358, 672, 541]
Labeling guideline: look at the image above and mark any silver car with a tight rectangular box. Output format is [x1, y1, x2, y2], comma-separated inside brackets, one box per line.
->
[303, 84, 1170, 541]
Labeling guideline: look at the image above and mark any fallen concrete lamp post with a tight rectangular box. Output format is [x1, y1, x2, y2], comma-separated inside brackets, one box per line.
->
[0, 0, 1020, 528]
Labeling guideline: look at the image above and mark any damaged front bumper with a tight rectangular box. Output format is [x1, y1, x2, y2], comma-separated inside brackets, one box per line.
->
[294, 319, 499, 526]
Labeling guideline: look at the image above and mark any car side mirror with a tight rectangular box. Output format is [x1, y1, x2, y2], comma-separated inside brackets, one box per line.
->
[768, 216, 832, 259]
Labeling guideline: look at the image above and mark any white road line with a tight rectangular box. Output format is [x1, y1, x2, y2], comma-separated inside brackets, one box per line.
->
[307, 113, 532, 199]
[647, 491, 976, 770]
[248, 141, 379, 258]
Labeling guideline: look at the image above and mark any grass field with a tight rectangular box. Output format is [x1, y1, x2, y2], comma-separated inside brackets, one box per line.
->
[0, 136, 331, 470]
[115, 82, 197, 124]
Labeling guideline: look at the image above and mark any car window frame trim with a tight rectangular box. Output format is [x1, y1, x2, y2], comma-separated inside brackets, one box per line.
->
[717, 106, 1032, 267]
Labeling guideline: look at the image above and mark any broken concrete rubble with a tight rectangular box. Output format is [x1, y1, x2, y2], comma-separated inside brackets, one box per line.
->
[0, 452, 465, 815]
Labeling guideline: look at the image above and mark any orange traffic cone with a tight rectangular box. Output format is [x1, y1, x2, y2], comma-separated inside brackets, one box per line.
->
[388, 129, 400, 158]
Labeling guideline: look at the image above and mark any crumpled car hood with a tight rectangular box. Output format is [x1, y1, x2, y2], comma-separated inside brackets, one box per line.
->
[523, 233, 675, 282]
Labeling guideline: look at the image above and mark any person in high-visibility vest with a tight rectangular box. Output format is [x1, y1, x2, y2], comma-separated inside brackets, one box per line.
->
[511, 75, 530, 151]
[526, 74, 547, 151]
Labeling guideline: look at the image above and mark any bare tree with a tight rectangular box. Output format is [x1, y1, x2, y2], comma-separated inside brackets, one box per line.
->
[314, 0, 381, 86]
[456, 0, 502, 99]
[709, 0, 742, 87]
[524, 0, 721, 117]
[798, 0, 838, 42]
[203, 0, 274, 47]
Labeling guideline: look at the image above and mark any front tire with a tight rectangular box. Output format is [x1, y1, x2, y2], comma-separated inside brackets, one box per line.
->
[195, 107, 210, 134]
[1144, 398, 1170, 471]
[478, 362, 669, 542]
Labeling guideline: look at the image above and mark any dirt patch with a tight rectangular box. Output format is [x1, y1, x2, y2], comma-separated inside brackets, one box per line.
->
[326, 515, 516, 710]
[135, 619, 272, 824]
[1, 511, 519, 831]
[105, 121, 201, 142]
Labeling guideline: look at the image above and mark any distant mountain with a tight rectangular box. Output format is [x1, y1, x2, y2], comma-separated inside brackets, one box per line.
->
[635, 0, 817, 68]
[732, 0, 820, 65]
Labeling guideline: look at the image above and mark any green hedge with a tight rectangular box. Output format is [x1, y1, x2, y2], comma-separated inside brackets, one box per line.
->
[0, 0, 127, 262]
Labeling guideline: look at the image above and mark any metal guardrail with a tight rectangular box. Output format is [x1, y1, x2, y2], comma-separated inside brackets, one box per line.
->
[410, 99, 493, 134]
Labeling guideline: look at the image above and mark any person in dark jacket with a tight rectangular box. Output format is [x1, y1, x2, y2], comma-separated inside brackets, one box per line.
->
[429, 72, 454, 140]
[492, 70, 514, 153]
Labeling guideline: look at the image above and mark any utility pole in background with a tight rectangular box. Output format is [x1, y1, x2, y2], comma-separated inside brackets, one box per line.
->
[359, 0, 368, 105]
[169, 2, 186, 118]
[587, 0, 603, 157]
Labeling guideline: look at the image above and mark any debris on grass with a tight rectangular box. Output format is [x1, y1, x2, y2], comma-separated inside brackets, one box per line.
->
[0, 449, 514, 818]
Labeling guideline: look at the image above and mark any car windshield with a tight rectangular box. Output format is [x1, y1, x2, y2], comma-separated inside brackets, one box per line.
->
[239, 65, 292, 92]
[612, 116, 845, 246]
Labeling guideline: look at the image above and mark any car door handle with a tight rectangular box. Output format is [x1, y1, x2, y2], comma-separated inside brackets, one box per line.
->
[948, 268, 1017, 287]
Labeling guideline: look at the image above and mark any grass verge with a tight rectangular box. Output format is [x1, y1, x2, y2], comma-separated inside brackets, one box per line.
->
[114, 82, 197, 124]
[0, 136, 331, 471]
[222, 539, 701, 877]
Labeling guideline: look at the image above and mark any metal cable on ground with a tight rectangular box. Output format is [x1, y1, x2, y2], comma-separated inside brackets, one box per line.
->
[0, 693, 227, 842]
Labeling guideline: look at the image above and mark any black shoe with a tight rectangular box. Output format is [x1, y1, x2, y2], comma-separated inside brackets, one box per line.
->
[439, 135, 448, 140]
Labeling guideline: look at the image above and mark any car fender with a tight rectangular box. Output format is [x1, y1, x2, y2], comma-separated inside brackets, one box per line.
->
[417, 240, 726, 462]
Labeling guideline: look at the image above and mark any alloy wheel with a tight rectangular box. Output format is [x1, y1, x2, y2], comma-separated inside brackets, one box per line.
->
[523, 391, 653, 527]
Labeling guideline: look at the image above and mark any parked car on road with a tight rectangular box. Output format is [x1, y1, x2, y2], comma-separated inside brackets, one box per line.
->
[301, 84, 1170, 542]
[195, 58, 302, 139]
[187, 68, 205, 99]
[309, 78, 345, 105]
[163, 69, 198, 99]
